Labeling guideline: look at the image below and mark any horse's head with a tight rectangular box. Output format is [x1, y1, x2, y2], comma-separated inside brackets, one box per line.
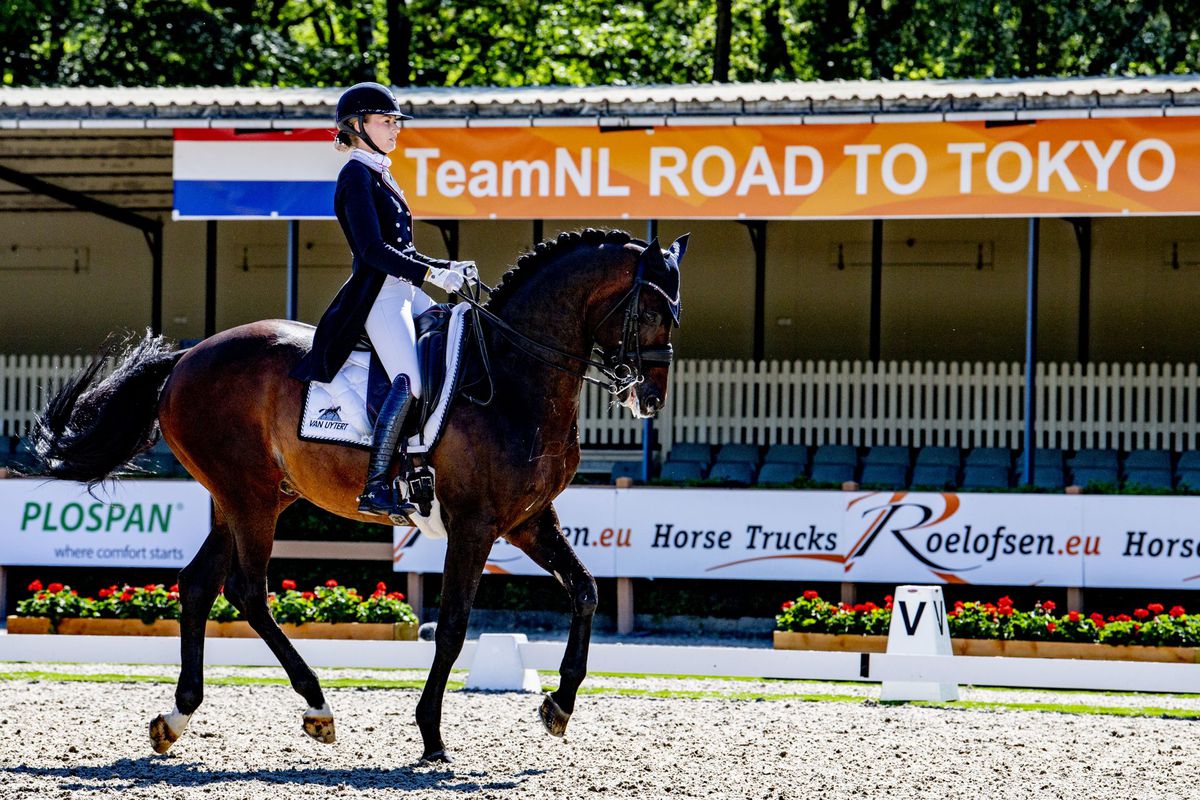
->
[592, 234, 688, 419]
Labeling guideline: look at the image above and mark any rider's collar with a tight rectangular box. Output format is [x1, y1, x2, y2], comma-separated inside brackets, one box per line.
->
[349, 148, 392, 173]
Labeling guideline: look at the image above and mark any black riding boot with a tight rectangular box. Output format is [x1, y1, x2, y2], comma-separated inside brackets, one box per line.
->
[357, 374, 418, 518]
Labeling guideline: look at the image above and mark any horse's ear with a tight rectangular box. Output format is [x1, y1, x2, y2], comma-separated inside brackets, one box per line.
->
[667, 233, 690, 264]
[641, 237, 665, 271]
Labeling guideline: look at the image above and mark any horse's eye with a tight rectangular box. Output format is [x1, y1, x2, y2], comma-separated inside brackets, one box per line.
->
[641, 309, 660, 326]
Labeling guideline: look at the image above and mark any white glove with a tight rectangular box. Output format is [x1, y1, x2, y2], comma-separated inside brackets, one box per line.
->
[426, 266, 465, 293]
[450, 260, 478, 283]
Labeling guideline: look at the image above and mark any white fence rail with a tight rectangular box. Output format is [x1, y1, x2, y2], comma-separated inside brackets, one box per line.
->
[7, 355, 1200, 452]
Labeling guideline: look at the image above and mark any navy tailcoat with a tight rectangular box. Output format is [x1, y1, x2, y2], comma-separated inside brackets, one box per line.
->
[291, 158, 451, 383]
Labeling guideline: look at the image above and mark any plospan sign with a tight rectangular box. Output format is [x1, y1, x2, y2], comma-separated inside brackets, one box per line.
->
[0, 479, 211, 567]
[393, 487, 1200, 589]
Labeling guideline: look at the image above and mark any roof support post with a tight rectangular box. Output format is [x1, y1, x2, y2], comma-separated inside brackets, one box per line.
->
[286, 220, 300, 321]
[643, 219, 659, 483]
[205, 221, 218, 337]
[741, 221, 767, 363]
[869, 219, 883, 362]
[1069, 217, 1092, 364]
[532, 219, 543, 247]
[1022, 218, 1040, 486]
[432, 220, 460, 261]
[146, 224, 164, 334]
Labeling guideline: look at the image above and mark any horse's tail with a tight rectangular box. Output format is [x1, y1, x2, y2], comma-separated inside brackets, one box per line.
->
[32, 330, 187, 486]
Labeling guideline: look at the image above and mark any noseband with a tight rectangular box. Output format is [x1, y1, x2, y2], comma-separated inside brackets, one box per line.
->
[458, 256, 672, 397]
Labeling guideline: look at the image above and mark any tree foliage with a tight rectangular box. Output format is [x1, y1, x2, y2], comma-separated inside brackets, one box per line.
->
[3, 0, 1198, 88]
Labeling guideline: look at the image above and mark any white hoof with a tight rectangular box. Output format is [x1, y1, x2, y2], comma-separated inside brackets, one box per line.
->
[302, 703, 336, 744]
[149, 705, 192, 754]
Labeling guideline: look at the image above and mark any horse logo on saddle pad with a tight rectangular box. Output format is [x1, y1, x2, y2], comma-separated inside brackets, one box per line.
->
[298, 302, 470, 456]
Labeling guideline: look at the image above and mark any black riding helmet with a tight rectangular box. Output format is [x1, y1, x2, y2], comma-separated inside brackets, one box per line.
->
[336, 82, 412, 155]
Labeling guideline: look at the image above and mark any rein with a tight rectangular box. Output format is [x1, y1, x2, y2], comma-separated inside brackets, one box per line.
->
[457, 270, 671, 397]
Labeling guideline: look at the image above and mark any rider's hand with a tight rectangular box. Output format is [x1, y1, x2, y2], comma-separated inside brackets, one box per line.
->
[450, 260, 478, 283]
[426, 266, 466, 294]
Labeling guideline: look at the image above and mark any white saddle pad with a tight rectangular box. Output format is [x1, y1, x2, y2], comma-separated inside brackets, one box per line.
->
[299, 302, 470, 456]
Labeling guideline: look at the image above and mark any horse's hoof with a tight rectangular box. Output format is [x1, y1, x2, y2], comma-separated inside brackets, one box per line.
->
[421, 749, 453, 763]
[538, 693, 570, 738]
[302, 705, 336, 744]
[149, 714, 180, 754]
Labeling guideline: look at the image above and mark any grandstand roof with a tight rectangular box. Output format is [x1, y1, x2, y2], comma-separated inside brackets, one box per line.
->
[3, 76, 1200, 128]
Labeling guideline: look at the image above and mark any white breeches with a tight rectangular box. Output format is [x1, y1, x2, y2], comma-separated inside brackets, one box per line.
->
[364, 276, 435, 398]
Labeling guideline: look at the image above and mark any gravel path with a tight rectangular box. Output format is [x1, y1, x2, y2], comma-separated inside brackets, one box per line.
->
[0, 663, 1198, 799]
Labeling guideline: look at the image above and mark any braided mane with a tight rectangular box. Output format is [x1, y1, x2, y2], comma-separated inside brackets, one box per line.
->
[484, 228, 642, 315]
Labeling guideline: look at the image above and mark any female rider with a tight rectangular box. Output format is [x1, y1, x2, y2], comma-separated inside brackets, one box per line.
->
[291, 82, 476, 518]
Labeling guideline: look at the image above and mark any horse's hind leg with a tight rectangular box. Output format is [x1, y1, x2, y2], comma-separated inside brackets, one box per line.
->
[508, 506, 597, 737]
[222, 505, 335, 744]
[149, 519, 233, 754]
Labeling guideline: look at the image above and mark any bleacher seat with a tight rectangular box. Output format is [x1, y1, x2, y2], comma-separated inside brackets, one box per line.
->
[1177, 451, 1200, 471]
[1069, 466, 1117, 488]
[707, 462, 756, 486]
[863, 445, 910, 467]
[812, 444, 857, 466]
[859, 463, 907, 488]
[965, 447, 1010, 468]
[1029, 466, 1065, 489]
[1124, 449, 1171, 471]
[915, 446, 960, 468]
[763, 444, 808, 468]
[756, 462, 805, 485]
[1017, 448, 1064, 472]
[1124, 469, 1173, 490]
[910, 464, 958, 489]
[810, 463, 855, 484]
[8, 436, 39, 474]
[1177, 467, 1200, 490]
[610, 461, 645, 484]
[133, 438, 183, 477]
[667, 443, 713, 466]
[660, 461, 706, 482]
[1069, 448, 1118, 470]
[961, 465, 1009, 489]
[714, 444, 760, 465]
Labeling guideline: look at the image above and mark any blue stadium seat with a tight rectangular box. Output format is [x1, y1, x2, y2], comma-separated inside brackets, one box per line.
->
[965, 447, 1011, 468]
[859, 463, 907, 488]
[610, 461, 644, 484]
[810, 463, 855, 485]
[667, 443, 713, 466]
[1017, 448, 1064, 471]
[714, 443, 760, 465]
[764, 444, 808, 467]
[1069, 448, 1118, 470]
[707, 462, 756, 486]
[915, 446, 961, 468]
[812, 444, 857, 466]
[1123, 469, 1173, 490]
[961, 465, 1009, 489]
[1069, 466, 1117, 488]
[1178, 468, 1200, 490]
[660, 461, 706, 482]
[133, 438, 183, 477]
[756, 462, 805, 485]
[1177, 451, 1200, 471]
[864, 445, 910, 467]
[1124, 449, 1171, 471]
[910, 464, 958, 489]
[7, 436, 39, 474]
[1027, 466, 1064, 489]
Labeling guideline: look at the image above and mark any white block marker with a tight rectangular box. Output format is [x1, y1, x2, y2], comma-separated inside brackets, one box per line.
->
[880, 585, 960, 702]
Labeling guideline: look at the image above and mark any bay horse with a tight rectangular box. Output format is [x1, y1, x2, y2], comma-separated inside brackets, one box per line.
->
[32, 228, 687, 763]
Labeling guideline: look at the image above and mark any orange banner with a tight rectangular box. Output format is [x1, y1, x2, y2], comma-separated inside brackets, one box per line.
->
[388, 117, 1199, 219]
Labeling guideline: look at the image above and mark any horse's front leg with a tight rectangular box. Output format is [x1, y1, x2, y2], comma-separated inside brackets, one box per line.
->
[508, 505, 597, 737]
[415, 525, 495, 762]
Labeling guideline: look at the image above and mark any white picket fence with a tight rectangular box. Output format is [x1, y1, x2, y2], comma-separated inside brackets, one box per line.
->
[580, 359, 1200, 453]
[6, 354, 1200, 452]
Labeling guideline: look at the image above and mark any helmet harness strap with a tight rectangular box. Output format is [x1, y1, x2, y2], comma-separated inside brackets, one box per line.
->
[341, 114, 386, 156]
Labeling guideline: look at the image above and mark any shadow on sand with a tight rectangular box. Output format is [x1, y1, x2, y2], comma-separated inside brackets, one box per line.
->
[0, 758, 547, 793]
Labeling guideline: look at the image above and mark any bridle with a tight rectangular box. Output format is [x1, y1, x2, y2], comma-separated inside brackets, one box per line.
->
[457, 249, 674, 399]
